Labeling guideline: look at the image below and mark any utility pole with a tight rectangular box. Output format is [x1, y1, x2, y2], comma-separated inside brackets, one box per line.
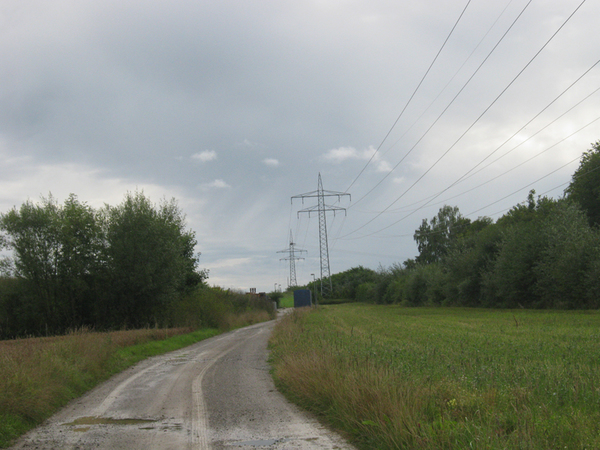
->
[292, 173, 350, 298]
[277, 230, 306, 288]
[311, 273, 317, 307]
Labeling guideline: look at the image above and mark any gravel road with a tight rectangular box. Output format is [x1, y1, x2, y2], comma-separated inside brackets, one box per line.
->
[8, 316, 355, 449]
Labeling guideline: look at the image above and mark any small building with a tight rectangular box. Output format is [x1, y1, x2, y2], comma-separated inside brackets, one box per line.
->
[293, 289, 312, 308]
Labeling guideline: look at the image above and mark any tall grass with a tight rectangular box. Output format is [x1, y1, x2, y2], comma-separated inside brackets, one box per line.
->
[0, 284, 276, 447]
[0, 326, 216, 448]
[269, 305, 600, 449]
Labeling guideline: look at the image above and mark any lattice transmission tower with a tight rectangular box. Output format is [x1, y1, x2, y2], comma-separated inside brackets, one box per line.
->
[292, 173, 350, 297]
[277, 230, 306, 288]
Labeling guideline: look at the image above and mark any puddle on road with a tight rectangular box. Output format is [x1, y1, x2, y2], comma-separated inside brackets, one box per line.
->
[64, 416, 158, 427]
[63, 416, 184, 433]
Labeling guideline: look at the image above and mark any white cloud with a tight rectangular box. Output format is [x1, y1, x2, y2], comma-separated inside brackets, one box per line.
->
[0, 158, 191, 212]
[321, 146, 392, 172]
[375, 159, 393, 173]
[191, 150, 217, 162]
[200, 179, 231, 190]
[321, 146, 363, 163]
[263, 158, 280, 167]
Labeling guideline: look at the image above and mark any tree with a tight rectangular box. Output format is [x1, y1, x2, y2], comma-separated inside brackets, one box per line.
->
[413, 205, 471, 264]
[56, 194, 102, 325]
[329, 266, 378, 300]
[441, 217, 500, 306]
[100, 191, 201, 327]
[482, 193, 560, 308]
[0, 194, 105, 331]
[0, 191, 205, 335]
[533, 200, 600, 309]
[565, 141, 600, 227]
[0, 195, 62, 329]
[0, 234, 14, 277]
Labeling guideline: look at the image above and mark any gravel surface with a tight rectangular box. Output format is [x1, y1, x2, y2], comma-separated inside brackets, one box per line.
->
[8, 315, 356, 449]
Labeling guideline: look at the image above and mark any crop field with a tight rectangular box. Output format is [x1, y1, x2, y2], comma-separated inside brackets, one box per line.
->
[269, 304, 600, 449]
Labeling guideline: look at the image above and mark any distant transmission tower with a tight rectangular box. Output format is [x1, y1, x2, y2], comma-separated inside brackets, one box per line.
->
[277, 230, 307, 288]
[292, 173, 350, 297]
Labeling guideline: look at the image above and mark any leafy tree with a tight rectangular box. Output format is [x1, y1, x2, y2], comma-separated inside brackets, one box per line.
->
[441, 217, 500, 306]
[0, 234, 14, 277]
[100, 192, 201, 328]
[56, 194, 102, 325]
[482, 193, 560, 308]
[0, 191, 205, 335]
[1, 195, 62, 329]
[565, 141, 600, 227]
[1, 195, 106, 330]
[413, 205, 471, 264]
[328, 266, 378, 300]
[533, 200, 600, 309]
[401, 264, 430, 306]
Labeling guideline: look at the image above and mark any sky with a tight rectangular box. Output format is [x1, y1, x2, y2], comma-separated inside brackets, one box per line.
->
[1, 0, 599, 293]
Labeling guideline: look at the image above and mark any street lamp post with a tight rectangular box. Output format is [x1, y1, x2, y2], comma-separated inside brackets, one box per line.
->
[311, 273, 317, 307]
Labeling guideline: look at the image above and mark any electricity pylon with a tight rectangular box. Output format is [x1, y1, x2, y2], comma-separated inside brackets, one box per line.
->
[292, 173, 350, 297]
[277, 230, 306, 288]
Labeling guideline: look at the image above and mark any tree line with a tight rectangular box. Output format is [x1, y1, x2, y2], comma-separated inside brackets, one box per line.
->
[0, 191, 210, 338]
[315, 141, 600, 309]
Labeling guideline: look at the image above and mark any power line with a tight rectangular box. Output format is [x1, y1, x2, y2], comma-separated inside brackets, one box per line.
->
[354, 59, 600, 217]
[344, 0, 473, 194]
[354, 160, 600, 241]
[349, 0, 534, 209]
[425, 113, 600, 208]
[384, 84, 600, 215]
[341, 117, 598, 240]
[341, 0, 588, 239]
[441, 60, 600, 188]
[466, 156, 581, 216]
[375, 0, 518, 162]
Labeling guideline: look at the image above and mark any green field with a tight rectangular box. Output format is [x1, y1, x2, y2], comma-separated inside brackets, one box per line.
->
[279, 292, 295, 308]
[269, 304, 600, 449]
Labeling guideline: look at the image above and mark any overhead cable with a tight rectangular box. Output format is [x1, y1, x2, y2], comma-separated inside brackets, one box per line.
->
[349, 0, 534, 209]
[343, 0, 473, 194]
[341, 0, 588, 238]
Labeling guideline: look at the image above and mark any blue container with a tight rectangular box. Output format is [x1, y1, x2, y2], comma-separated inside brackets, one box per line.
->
[293, 289, 312, 308]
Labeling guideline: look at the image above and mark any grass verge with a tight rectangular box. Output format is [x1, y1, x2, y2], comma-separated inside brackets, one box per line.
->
[279, 292, 294, 308]
[0, 327, 220, 448]
[269, 304, 600, 449]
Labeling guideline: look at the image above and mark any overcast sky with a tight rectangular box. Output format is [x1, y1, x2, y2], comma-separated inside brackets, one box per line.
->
[1, 0, 599, 292]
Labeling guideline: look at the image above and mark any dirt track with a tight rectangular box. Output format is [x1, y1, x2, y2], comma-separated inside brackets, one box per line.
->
[8, 316, 355, 449]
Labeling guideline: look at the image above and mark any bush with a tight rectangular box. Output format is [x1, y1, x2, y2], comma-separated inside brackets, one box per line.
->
[533, 201, 600, 309]
[355, 282, 377, 303]
[383, 279, 405, 304]
[167, 286, 275, 330]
